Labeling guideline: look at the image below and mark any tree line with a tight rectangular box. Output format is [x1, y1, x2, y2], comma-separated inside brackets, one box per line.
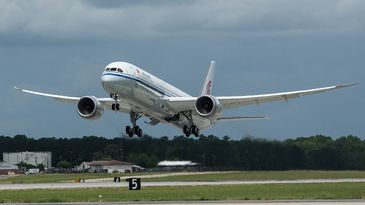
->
[0, 134, 364, 170]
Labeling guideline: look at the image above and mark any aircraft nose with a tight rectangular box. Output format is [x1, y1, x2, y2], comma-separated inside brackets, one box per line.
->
[101, 73, 117, 83]
[101, 73, 121, 92]
[101, 73, 130, 94]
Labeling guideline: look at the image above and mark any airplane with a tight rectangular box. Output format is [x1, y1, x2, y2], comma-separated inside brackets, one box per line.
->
[15, 61, 356, 137]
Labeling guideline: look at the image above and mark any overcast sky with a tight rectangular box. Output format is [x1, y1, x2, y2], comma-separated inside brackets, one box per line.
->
[1, 0, 364, 140]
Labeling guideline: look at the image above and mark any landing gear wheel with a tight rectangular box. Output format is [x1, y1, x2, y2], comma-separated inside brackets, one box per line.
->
[112, 103, 120, 110]
[126, 126, 133, 138]
[136, 128, 143, 137]
[183, 125, 191, 137]
[133, 126, 143, 137]
[133, 126, 139, 134]
[192, 125, 199, 137]
[111, 94, 120, 111]
[124, 112, 143, 137]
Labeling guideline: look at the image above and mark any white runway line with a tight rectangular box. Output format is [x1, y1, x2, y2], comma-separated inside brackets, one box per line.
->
[1, 178, 365, 190]
[85, 171, 237, 183]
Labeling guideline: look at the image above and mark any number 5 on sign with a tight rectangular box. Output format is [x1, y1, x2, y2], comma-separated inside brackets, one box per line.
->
[126, 178, 141, 190]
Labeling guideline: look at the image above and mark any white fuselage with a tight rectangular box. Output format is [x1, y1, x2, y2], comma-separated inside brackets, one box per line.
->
[101, 62, 213, 131]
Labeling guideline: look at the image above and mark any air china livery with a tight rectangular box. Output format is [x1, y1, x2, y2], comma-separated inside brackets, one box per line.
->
[15, 61, 356, 137]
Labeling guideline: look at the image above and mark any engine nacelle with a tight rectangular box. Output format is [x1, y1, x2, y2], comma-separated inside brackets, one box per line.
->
[77, 96, 104, 120]
[195, 95, 222, 119]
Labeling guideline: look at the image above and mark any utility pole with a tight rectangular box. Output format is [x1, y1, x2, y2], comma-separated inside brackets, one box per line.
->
[212, 155, 216, 168]
[120, 137, 123, 161]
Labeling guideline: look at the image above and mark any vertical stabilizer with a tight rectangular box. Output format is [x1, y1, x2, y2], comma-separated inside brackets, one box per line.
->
[200, 61, 215, 95]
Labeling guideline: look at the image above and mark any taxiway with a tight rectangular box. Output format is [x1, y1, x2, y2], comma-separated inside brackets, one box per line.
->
[1, 178, 365, 190]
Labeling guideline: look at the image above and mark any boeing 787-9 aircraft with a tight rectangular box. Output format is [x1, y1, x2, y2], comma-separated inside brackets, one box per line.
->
[15, 61, 356, 137]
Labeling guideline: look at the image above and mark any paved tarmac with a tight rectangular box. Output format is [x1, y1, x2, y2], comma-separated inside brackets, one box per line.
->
[1, 178, 365, 190]
[2, 200, 365, 205]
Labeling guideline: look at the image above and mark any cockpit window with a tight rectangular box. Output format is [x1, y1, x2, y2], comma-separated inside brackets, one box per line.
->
[106, 67, 123, 72]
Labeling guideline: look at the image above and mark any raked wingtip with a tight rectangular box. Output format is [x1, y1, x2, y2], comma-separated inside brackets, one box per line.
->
[14, 86, 22, 91]
[336, 83, 359, 88]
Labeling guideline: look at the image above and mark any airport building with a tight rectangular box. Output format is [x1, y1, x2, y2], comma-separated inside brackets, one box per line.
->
[157, 160, 200, 171]
[76, 160, 144, 173]
[0, 162, 21, 175]
[79, 160, 133, 173]
[2, 151, 52, 168]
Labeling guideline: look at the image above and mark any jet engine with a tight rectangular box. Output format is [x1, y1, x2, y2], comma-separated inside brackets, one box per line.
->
[195, 95, 222, 119]
[76, 96, 104, 120]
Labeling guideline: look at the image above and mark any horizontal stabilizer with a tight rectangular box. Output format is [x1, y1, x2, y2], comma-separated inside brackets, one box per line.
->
[145, 118, 160, 126]
[217, 116, 270, 122]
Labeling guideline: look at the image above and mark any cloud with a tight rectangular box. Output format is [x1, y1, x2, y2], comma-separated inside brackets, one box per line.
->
[0, 0, 364, 41]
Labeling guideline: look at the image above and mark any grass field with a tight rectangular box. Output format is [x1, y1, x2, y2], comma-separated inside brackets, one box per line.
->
[2, 171, 365, 202]
[1, 183, 365, 203]
[144, 170, 365, 182]
[2, 170, 365, 184]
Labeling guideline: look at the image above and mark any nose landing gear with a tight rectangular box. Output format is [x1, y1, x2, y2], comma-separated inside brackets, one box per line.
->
[110, 94, 120, 111]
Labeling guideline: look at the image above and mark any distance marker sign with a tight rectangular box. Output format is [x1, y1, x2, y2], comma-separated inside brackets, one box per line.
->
[126, 178, 141, 190]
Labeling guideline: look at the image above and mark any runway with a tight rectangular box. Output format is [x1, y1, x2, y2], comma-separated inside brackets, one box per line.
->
[2, 200, 365, 205]
[1, 178, 365, 190]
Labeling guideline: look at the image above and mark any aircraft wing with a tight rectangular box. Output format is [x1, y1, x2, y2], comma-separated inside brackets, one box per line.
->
[165, 83, 357, 113]
[15, 87, 80, 103]
[165, 96, 197, 112]
[217, 83, 357, 109]
[14, 87, 131, 112]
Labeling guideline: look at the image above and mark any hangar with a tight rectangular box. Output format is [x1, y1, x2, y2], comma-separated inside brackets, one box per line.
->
[0, 162, 21, 175]
[77, 160, 142, 173]
[3, 151, 52, 168]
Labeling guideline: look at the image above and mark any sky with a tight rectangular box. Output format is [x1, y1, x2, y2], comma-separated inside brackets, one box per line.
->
[1, 0, 364, 140]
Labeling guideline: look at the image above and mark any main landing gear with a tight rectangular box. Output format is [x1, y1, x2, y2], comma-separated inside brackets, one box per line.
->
[110, 94, 120, 111]
[183, 125, 199, 137]
[125, 112, 143, 138]
[181, 111, 200, 137]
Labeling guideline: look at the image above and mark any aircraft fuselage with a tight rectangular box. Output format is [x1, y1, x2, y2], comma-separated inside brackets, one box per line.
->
[101, 62, 214, 131]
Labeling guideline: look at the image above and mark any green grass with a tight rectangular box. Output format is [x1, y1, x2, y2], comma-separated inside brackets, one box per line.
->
[1, 183, 365, 203]
[144, 170, 365, 182]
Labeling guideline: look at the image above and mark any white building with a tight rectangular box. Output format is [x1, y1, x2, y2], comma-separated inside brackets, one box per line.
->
[157, 160, 200, 171]
[76, 162, 91, 171]
[157, 160, 198, 167]
[3, 152, 52, 168]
